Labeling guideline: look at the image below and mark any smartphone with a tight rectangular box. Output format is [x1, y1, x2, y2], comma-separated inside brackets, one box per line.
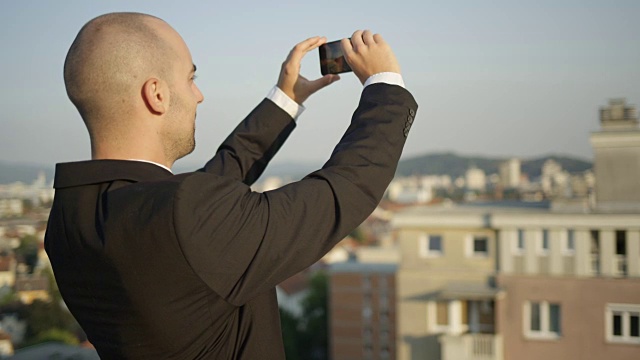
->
[319, 39, 352, 76]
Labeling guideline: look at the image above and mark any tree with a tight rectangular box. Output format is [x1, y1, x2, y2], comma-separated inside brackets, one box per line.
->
[0, 290, 19, 306]
[280, 270, 329, 360]
[43, 267, 63, 303]
[18, 299, 82, 348]
[15, 235, 40, 273]
[350, 227, 365, 243]
[300, 271, 328, 360]
[27, 328, 80, 347]
[279, 307, 303, 360]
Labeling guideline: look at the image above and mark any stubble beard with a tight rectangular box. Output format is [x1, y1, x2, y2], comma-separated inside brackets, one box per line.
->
[166, 92, 196, 162]
[172, 117, 196, 162]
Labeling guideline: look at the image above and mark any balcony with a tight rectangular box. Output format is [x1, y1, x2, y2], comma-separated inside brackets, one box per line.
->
[591, 254, 600, 275]
[614, 255, 627, 277]
[440, 334, 503, 360]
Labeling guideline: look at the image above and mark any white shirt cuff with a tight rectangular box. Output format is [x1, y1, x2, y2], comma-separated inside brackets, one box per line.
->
[364, 72, 405, 89]
[266, 86, 305, 120]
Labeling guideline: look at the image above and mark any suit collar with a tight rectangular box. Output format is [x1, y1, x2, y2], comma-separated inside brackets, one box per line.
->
[54, 159, 174, 189]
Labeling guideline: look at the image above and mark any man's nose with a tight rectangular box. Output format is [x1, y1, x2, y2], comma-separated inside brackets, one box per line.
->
[196, 85, 204, 103]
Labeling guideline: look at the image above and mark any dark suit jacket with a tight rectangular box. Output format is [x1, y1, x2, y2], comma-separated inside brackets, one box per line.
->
[44, 83, 418, 359]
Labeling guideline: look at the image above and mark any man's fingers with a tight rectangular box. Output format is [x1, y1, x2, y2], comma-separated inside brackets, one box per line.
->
[308, 74, 340, 93]
[341, 38, 354, 58]
[278, 36, 339, 104]
[287, 36, 326, 66]
[339, 29, 400, 85]
[350, 30, 365, 51]
[362, 30, 374, 45]
[351, 30, 364, 41]
[294, 36, 326, 54]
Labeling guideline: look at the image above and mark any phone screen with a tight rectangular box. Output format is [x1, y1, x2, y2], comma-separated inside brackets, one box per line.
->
[319, 39, 352, 76]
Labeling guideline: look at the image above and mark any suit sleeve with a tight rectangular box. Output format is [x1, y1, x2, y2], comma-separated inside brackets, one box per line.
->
[199, 99, 296, 185]
[175, 84, 418, 306]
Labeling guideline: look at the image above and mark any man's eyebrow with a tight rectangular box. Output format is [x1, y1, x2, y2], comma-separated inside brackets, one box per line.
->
[192, 64, 197, 73]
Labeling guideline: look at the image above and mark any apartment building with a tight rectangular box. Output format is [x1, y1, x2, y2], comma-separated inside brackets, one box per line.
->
[394, 205, 505, 360]
[497, 213, 640, 360]
[330, 262, 397, 360]
[393, 98, 640, 360]
[394, 208, 640, 360]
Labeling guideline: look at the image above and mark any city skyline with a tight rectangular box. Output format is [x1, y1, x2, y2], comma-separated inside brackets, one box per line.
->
[1, 1, 639, 170]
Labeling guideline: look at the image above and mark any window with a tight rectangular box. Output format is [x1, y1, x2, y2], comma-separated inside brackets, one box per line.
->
[420, 234, 443, 257]
[379, 276, 388, 289]
[429, 235, 443, 253]
[427, 300, 452, 333]
[563, 229, 575, 255]
[539, 229, 550, 255]
[436, 301, 449, 326]
[524, 301, 561, 339]
[362, 305, 372, 320]
[363, 344, 373, 359]
[530, 302, 541, 331]
[473, 236, 489, 257]
[467, 235, 489, 257]
[363, 275, 371, 290]
[380, 296, 389, 312]
[380, 330, 389, 343]
[616, 230, 627, 255]
[590, 230, 600, 253]
[513, 229, 525, 255]
[590, 230, 600, 275]
[615, 230, 628, 276]
[614, 313, 622, 336]
[461, 300, 469, 326]
[428, 300, 473, 335]
[549, 304, 561, 333]
[363, 328, 372, 342]
[606, 304, 640, 344]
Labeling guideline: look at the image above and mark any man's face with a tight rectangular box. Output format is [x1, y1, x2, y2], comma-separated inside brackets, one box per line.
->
[161, 25, 204, 161]
[166, 65, 203, 160]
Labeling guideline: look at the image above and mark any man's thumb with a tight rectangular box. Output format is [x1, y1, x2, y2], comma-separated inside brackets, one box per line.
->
[313, 74, 340, 91]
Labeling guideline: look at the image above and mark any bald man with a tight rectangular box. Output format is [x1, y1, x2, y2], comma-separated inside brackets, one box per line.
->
[45, 12, 418, 359]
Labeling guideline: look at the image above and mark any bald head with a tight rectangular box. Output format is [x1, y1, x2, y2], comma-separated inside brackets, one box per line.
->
[64, 12, 176, 130]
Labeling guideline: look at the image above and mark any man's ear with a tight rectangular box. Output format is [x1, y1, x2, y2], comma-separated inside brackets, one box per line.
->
[142, 78, 168, 115]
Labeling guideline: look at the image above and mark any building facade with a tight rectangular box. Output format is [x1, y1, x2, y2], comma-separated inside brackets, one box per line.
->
[499, 158, 521, 189]
[394, 206, 505, 360]
[591, 98, 640, 211]
[330, 262, 397, 360]
[495, 213, 640, 360]
[393, 98, 640, 359]
[394, 205, 640, 360]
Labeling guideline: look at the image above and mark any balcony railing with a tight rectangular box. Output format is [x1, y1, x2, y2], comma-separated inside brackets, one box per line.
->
[591, 254, 600, 275]
[440, 334, 503, 360]
[614, 255, 627, 277]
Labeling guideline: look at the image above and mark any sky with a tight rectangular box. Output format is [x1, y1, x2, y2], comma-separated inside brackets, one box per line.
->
[1, 0, 639, 170]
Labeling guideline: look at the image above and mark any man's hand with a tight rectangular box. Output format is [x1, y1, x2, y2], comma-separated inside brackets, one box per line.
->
[277, 36, 340, 105]
[341, 30, 401, 85]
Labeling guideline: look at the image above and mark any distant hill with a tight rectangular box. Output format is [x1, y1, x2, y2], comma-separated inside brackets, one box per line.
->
[0, 161, 54, 184]
[395, 152, 592, 179]
[0, 153, 592, 184]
